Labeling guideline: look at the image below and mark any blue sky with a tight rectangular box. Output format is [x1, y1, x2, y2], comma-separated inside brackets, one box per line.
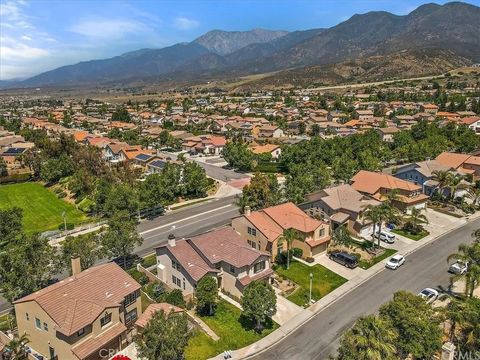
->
[1, 0, 479, 80]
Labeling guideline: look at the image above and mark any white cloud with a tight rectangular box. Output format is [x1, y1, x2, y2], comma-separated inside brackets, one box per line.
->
[0, 43, 49, 61]
[21, 35, 32, 41]
[173, 17, 199, 30]
[69, 18, 148, 39]
[0, 0, 33, 29]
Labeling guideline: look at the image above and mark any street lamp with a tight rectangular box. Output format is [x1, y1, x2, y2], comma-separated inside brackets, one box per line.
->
[309, 272, 313, 304]
[61, 211, 67, 231]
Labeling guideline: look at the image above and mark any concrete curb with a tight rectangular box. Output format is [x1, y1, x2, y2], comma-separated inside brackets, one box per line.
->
[210, 211, 480, 360]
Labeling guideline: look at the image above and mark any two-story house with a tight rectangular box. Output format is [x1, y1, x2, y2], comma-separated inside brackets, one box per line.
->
[299, 184, 381, 238]
[231, 202, 331, 260]
[13, 260, 142, 360]
[351, 170, 429, 213]
[155, 227, 272, 299]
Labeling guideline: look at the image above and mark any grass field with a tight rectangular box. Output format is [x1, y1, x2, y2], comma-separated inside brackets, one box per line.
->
[0, 182, 88, 234]
[392, 228, 429, 241]
[276, 260, 347, 307]
[185, 300, 278, 360]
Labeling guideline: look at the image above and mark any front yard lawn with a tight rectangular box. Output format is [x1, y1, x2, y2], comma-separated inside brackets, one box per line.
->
[0, 182, 88, 234]
[392, 228, 429, 241]
[358, 248, 397, 269]
[185, 300, 278, 360]
[275, 260, 347, 307]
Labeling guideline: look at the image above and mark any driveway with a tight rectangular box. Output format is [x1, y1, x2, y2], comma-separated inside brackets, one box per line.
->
[314, 254, 364, 280]
[423, 208, 467, 238]
[273, 288, 304, 326]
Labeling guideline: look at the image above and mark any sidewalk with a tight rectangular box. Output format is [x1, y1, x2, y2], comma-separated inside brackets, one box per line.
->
[209, 210, 480, 360]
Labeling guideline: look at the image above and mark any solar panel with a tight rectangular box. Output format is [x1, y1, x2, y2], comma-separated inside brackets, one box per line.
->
[149, 160, 166, 169]
[2, 147, 27, 155]
[135, 153, 152, 161]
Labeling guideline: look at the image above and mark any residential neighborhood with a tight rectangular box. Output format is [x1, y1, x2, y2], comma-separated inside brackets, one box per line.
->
[0, 1, 480, 360]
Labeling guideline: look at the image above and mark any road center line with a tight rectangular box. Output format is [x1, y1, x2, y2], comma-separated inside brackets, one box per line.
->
[139, 204, 235, 235]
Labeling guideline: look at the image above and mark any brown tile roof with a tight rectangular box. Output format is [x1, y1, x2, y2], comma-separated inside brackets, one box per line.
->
[351, 170, 421, 195]
[245, 202, 324, 242]
[135, 303, 183, 329]
[435, 152, 472, 169]
[249, 144, 280, 154]
[238, 268, 274, 287]
[189, 227, 268, 268]
[14, 263, 140, 336]
[71, 322, 126, 360]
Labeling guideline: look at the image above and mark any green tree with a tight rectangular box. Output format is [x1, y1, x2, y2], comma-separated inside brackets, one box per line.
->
[60, 233, 100, 274]
[403, 207, 428, 235]
[195, 276, 218, 315]
[40, 154, 75, 183]
[336, 315, 397, 360]
[0, 207, 23, 250]
[0, 157, 8, 177]
[135, 310, 190, 360]
[447, 242, 480, 298]
[379, 291, 443, 359]
[182, 161, 210, 198]
[280, 228, 299, 270]
[456, 297, 480, 351]
[111, 106, 131, 122]
[139, 174, 168, 209]
[104, 183, 139, 216]
[236, 173, 281, 212]
[101, 211, 143, 269]
[165, 289, 186, 308]
[241, 281, 276, 332]
[6, 333, 30, 360]
[361, 205, 381, 246]
[222, 142, 255, 171]
[0, 234, 56, 302]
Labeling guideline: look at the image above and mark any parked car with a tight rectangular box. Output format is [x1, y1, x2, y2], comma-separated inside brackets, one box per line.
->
[417, 288, 439, 303]
[328, 251, 358, 269]
[374, 230, 396, 244]
[385, 254, 405, 270]
[448, 261, 468, 275]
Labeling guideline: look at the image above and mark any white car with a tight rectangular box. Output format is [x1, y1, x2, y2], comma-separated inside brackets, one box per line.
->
[374, 230, 396, 244]
[448, 261, 468, 275]
[385, 254, 405, 270]
[418, 288, 439, 303]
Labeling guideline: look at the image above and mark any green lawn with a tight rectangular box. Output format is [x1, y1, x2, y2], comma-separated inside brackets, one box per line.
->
[0, 182, 88, 234]
[358, 248, 397, 269]
[275, 260, 347, 307]
[392, 228, 429, 241]
[185, 300, 278, 360]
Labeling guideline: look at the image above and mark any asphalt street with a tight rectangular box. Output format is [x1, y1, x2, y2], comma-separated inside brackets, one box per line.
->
[135, 195, 239, 256]
[248, 217, 480, 360]
[158, 151, 249, 181]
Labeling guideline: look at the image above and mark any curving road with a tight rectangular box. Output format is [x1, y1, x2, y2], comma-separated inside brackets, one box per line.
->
[248, 217, 480, 360]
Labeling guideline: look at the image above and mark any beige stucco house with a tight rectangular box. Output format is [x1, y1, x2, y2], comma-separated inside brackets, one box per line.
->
[231, 202, 331, 260]
[155, 227, 273, 299]
[13, 261, 141, 360]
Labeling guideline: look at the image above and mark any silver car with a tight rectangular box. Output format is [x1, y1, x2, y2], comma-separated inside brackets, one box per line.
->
[418, 288, 439, 304]
[448, 261, 468, 275]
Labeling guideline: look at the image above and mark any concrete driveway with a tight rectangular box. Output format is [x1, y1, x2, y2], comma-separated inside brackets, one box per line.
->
[273, 288, 304, 325]
[423, 208, 467, 238]
[314, 254, 364, 280]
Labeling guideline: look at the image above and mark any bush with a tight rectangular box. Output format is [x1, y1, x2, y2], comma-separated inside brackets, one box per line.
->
[306, 257, 315, 263]
[57, 191, 67, 199]
[292, 248, 303, 258]
[403, 221, 424, 235]
[78, 197, 95, 213]
[58, 222, 74, 230]
[165, 289, 186, 308]
[127, 269, 149, 286]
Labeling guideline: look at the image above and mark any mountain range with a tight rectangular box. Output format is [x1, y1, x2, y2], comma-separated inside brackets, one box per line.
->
[9, 1, 480, 89]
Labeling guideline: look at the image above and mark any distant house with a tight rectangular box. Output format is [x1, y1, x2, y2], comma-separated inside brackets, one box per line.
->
[249, 144, 282, 159]
[436, 151, 480, 179]
[300, 184, 381, 238]
[460, 116, 480, 134]
[231, 202, 331, 260]
[155, 227, 272, 299]
[182, 135, 226, 155]
[420, 103, 439, 115]
[351, 170, 429, 213]
[354, 109, 374, 121]
[257, 125, 284, 138]
[13, 261, 141, 360]
[376, 127, 400, 142]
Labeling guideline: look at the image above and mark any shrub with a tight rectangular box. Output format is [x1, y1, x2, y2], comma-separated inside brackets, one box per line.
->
[165, 289, 186, 308]
[127, 269, 149, 286]
[78, 198, 95, 213]
[58, 222, 74, 230]
[403, 221, 424, 235]
[292, 248, 303, 258]
[306, 257, 315, 263]
[57, 191, 67, 199]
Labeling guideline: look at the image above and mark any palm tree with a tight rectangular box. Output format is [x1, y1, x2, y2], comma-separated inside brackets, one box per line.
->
[447, 242, 480, 298]
[447, 174, 464, 201]
[6, 333, 30, 360]
[375, 203, 398, 248]
[466, 186, 480, 207]
[404, 207, 429, 234]
[385, 189, 400, 206]
[337, 315, 398, 360]
[361, 205, 381, 246]
[281, 228, 299, 270]
[432, 170, 452, 198]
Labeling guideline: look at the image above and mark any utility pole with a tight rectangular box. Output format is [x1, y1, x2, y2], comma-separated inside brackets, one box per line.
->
[309, 272, 313, 304]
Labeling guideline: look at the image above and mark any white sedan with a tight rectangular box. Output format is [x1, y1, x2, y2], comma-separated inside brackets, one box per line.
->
[418, 288, 439, 303]
[448, 261, 468, 275]
[385, 254, 405, 270]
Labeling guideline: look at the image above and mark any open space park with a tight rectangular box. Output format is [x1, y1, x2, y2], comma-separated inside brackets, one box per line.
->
[0, 182, 88, 234]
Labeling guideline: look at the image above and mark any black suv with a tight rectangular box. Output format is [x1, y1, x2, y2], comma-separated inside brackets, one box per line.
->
[328, 251, 358, 269]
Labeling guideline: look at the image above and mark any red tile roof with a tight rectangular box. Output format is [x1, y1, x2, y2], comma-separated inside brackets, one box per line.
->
[351, 170, 421, 195]
[71, 322, 126, 359]
[135, 303, 183, 329]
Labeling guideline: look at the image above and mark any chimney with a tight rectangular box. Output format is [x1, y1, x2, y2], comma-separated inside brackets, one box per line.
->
[168, 233, 176, 247]
[71, 255, 81, 276]
[244, 206, 251, 216]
